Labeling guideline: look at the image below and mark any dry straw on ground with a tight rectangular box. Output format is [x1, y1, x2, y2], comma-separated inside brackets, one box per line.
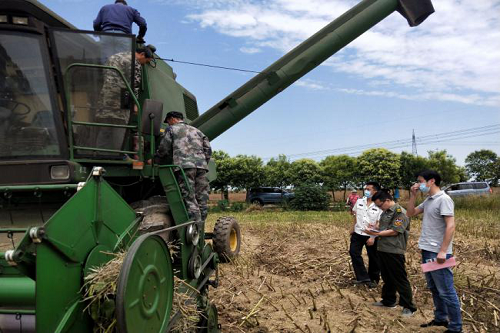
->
[208, 209, 500, 333]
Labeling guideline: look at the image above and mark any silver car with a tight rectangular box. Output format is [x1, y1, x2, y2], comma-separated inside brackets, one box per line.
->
[443, 182, 492, 197]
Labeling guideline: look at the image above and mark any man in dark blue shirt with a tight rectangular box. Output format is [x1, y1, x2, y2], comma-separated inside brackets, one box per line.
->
[93, 0, 147, 41]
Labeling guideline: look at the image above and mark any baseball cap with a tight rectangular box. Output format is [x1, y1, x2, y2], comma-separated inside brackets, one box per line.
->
[137, 44, 156, 59]
[164, 111, 184, 122]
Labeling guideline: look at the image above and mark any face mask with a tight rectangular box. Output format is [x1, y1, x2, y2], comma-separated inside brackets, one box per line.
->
[419, 182, 430, 193]
[364, 190, 372, 198]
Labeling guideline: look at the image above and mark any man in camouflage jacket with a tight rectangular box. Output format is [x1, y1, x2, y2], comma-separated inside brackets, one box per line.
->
[156, 111, 212, 222]
[95, 44, 154, 152]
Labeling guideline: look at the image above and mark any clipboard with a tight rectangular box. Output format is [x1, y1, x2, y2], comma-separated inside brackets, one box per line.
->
[421, 256, 457, 273]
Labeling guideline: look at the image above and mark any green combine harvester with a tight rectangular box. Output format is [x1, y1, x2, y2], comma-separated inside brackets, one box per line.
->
[0, 0, 434, 331]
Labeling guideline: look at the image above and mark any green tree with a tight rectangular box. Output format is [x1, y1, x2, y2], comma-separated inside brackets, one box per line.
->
[357, 148, 401, 189]
[320, 155, 357, 201]
[288, 159, 324, 187]
[264, 155, 291, 188]
[427, 150, 463, 185]
[210, 150, 233, 200]
[399, 152, 429, 190]
[230, 155, 265, 191]
[493, 159, 500, 186]
[289, 183, 330, 211]
[465, 150, 498, 182]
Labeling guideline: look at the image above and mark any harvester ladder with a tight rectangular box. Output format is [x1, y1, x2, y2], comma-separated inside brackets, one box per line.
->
[63, 63, 144, 163]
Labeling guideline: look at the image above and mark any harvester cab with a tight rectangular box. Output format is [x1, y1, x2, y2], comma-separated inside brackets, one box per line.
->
[0, 0, 434, 332]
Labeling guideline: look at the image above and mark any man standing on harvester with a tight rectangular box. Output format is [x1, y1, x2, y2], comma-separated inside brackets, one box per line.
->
[93, 0, 147, 42]
[156, 112, 212, 223]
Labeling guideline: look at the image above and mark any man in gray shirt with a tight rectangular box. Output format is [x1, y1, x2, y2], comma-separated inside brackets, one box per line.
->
[407, 170, 462, 333]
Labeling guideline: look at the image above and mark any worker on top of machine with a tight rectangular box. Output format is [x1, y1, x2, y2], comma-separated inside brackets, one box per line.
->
[155, 111, 212, 223]
[93, 0, 147, 42]
[95, 44, 155, 154]
[93, 0, 148, 62]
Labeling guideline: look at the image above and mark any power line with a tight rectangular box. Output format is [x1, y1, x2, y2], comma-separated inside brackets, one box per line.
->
[156, 57, 262, 74]
[263, 124, 500, 161]
[278, 124, 500, 160]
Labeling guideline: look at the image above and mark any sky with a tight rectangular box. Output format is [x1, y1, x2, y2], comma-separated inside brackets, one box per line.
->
[39, 0, 500, 165]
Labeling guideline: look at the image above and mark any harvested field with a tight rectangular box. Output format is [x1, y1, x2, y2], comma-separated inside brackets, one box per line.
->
[206, 207, 500, 333]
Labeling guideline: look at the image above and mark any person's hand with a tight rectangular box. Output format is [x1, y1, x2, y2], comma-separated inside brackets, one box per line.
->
[366, 237, 375, 246]
[410, 182, 420, 196]
[436, 251, 447, 264]
[147, 159, 152, 165]
[349, 225, 354, 235]
[363, 229, 376, 236]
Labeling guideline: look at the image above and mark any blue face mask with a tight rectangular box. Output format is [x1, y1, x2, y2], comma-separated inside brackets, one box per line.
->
[364, 190, 372, 198]
[419, 182, 430, 193]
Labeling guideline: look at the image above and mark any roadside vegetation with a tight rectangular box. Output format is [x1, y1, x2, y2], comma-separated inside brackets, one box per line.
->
[210, 149, 500, 202]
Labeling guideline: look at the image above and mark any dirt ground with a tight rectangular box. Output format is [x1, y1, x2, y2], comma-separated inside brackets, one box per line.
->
[209, 216, 500, 333]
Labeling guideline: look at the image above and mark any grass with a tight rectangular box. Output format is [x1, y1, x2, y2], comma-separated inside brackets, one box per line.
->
[207, 210, 352, 231]
[207, 194, 500, 239]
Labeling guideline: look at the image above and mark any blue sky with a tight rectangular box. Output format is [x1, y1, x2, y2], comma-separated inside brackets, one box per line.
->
[39, 0, 500, 165]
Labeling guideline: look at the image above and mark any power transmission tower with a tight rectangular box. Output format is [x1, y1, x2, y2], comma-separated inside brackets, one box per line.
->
[412, 129, 418, 156]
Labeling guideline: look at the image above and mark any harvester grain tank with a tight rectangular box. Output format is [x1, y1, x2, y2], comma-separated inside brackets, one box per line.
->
[0, 0, 434, 331]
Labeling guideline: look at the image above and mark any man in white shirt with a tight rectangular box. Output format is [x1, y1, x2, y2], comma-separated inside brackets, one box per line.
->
[349, 181, 382, 288]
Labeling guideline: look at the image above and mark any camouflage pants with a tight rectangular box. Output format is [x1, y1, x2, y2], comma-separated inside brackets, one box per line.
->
[176, 168, 209, 222]
[95, 117, 127, 155]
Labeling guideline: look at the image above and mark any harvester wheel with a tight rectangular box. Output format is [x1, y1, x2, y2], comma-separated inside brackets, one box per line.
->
[116, 234, 174, 333]
[197, 304, 220, 333]
[213, 217, 241, 262]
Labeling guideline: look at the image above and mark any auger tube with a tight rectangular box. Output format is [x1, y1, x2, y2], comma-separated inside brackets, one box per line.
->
[191, 0, 434, 140]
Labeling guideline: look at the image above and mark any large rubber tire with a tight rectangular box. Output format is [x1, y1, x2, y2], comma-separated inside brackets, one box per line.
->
[213, 217, 241, 262]
[251, 199, 263, 206]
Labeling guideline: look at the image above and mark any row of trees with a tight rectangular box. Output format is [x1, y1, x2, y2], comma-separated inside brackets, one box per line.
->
[211, 149, 500, 199]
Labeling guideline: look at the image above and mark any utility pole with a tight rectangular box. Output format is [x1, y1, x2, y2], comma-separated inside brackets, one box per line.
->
[412, 129, 418, 156]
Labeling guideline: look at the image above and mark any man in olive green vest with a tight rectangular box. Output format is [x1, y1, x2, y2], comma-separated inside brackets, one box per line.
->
[364, 190, 417, 318]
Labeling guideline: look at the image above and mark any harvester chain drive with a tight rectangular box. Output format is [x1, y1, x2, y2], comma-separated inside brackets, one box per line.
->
[147, 220, 203, 236]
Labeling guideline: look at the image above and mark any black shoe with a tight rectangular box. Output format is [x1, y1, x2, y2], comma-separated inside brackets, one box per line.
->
[444, 330, 462, 333]
[420, 320, 448, 328]
[372, 301, 397, 308]
[365, 281, 377, 289]
[352, 279, 371, 285]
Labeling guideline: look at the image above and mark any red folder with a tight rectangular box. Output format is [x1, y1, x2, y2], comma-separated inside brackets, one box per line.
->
[421, 257, 457, 273]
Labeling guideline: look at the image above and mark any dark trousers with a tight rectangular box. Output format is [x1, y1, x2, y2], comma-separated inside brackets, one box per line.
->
[378, 251, 416, 311]
[349, 232, 380, 283]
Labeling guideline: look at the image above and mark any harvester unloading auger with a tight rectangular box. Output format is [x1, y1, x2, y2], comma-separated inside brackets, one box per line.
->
[0, 0, 434, 331]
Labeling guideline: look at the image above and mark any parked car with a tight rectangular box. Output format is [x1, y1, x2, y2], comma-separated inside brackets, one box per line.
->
[443, 182, 492, 197]
[246, 187, 295, 205]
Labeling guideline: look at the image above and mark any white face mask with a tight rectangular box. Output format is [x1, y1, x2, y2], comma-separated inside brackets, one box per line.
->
[419, 182, 431, 193]
[364, 190, 372, 198]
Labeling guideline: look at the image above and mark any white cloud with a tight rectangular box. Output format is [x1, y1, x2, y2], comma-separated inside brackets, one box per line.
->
[296, 79, 329, 91]
[337, 88, 498, 107]
[240, 46, 261, 54]
[174, 0, 500, 107]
